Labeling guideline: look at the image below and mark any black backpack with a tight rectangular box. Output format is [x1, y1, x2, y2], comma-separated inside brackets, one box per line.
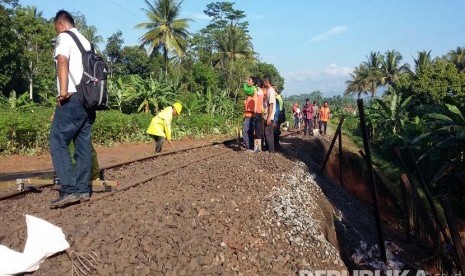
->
[65, 31, 109, 110]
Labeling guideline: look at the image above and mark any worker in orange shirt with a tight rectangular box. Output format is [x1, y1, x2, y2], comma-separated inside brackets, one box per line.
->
[242, 77, 257, 151]
[319, 101, 330, 136]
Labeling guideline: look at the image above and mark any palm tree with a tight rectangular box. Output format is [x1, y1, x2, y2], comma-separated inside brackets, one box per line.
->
[136, 0, 191, 77]
[214, 25, 254, 65]
[381, 50, 410, 87]
[345, 65, 368, 99]
[213, 25, 254, 100]
[413, 50, 433, 73]
[447, 46, 465, 73]
[362, 51, 384, 100]
[81, 25, 104, 53]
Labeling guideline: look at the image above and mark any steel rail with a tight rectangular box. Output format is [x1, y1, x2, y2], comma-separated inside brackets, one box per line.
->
[0, 130, 302, 201]
[0, 138, 235, 201]
[0, 149, 230, 243]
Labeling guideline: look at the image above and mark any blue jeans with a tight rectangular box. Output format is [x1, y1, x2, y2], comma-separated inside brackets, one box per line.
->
[242, 117, 253, 149]
[50, 95, 93, 194]
[304, 118, 313, 135]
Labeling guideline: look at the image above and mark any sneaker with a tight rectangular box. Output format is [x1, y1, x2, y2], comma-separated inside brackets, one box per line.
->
[78, 193, 91, 202]
[50, 194, 80, 209]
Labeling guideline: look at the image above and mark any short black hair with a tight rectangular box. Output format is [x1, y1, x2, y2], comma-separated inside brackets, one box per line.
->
[306, 98, 310, 102]
[54, 10, 75, 26]
[263, 75, 272, 85]
[251, 76, 259, 86]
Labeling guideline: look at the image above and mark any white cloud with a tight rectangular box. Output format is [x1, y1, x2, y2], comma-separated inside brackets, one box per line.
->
[310, 25, 348, 42]
[190, 13, 210, 20]
[282, 64, 353, 96]
[250, 14, 265, 20]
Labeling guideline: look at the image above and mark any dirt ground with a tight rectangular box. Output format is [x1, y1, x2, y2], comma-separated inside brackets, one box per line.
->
[0, 133, 435, 275]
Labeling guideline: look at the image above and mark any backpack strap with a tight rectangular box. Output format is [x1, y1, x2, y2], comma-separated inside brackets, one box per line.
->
[63, 30, 94, 53]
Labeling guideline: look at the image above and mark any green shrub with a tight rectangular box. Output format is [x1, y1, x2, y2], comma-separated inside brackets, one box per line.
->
[0, 107, 241, 155]
[0, 108, 54, 154]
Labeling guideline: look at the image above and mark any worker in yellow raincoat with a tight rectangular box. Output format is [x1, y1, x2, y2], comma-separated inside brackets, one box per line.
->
[146, 102, 182, 153]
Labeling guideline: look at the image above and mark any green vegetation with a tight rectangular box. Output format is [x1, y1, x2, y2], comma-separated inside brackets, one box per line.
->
[345, 48, 465, 216]
[0, 0, 284, 154]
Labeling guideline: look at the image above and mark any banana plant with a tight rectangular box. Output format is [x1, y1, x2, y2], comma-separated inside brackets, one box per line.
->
[108, 77, 127, 112]
[124, 75, 177, 114]
[8, 90, 36, 110]
[414, 96, 465, 185]
[369, 89, 412, 135]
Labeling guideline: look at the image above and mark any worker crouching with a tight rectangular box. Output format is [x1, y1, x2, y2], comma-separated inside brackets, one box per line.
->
[146, 102, 182, 153]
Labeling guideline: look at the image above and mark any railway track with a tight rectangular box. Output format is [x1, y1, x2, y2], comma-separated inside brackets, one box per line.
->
[0, 130, 306, 201]
[0, 139, 233, 201]
[0, 141, 235, 243]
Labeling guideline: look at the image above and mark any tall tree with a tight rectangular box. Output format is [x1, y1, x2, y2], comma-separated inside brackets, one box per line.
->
[345, 65, 368, 99]
[203, 2, 248, 32]
[413, 50, 433, 73]
[191, 1, 250, 68]
[136, 0, 191, 78]
[213, 25, 254, 99]
[0, 0, 18, 7]
[119, 46, 152, 77]
[14, 6, 54, 100]
[412, 59, 465, 102]
[73, 12, 103, 52]
[0, 4, 21, 97]
[447, 46, 465, 73]
[104, 30, 124, 77]
[254, 62, 285, 91]
[361, 51, 384, 100]
[381, 49, 410, 88]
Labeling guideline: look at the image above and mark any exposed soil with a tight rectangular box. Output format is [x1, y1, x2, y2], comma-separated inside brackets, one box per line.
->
[0, 133, 438, 275]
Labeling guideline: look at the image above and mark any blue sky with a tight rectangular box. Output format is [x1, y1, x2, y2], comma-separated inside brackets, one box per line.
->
[18, 0, 465, 97]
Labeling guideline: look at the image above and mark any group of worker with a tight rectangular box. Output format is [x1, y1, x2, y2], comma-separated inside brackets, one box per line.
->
[242, 75, 285, 153]
[293, 100, 331, 136]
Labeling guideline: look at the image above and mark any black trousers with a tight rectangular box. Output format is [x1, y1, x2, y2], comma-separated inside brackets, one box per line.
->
[153, 135, 165, 153]
[273, 122, 281, 150]
[252, 113, 263, 139]
[264, 121, 275, 153]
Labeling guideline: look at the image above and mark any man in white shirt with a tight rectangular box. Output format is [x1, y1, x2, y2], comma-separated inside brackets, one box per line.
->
[49, 10, 94, 208]
[263, 75, 276, 153]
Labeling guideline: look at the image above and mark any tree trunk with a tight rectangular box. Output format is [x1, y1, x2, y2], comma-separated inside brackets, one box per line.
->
[29, 60, 33, 100]
[163, 46, 168, 78]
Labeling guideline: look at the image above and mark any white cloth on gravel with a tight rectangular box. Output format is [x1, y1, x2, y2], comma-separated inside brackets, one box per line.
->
[0, 215, 70, 275]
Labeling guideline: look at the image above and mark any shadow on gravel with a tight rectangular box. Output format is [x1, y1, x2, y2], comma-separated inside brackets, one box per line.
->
[223, 139, 245, 152]
[278, 135, 380, 269]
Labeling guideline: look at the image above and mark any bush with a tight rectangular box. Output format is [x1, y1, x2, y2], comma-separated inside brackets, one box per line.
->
[0, 108, 54, 154]
[0, 107, 240, 155]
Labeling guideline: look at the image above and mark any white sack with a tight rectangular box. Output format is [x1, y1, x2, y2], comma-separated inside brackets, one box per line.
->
[0, 215, 70, 275]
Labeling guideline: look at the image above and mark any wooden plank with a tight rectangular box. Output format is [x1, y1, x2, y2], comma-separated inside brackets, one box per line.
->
[357, 99, 387, 263]
[319, 116, 344, 175]
[0, 178, 119, 191]
[440, 196, 465, 274]
[400, 174, 412, 242]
